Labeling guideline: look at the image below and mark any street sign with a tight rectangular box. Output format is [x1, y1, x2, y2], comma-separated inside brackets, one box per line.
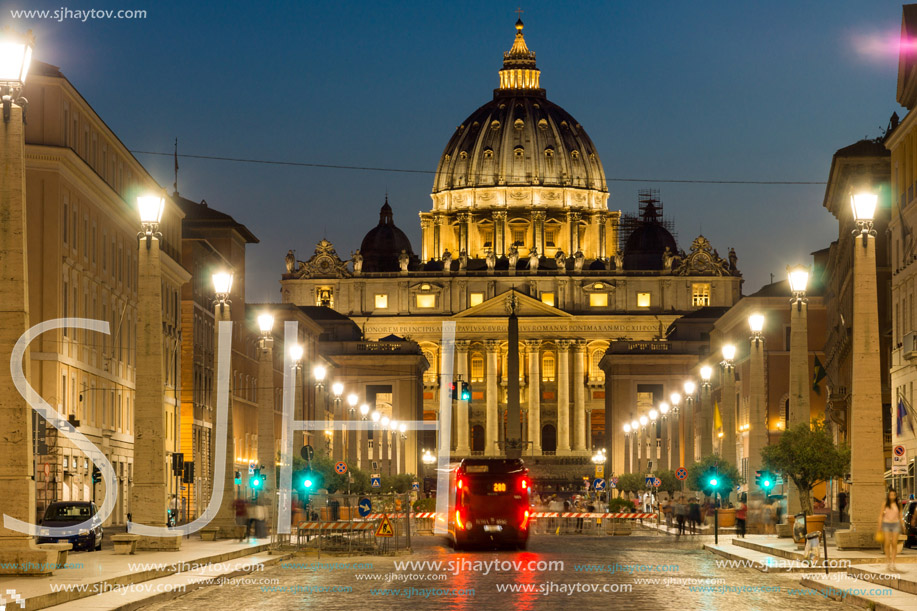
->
[412, 481, 420, 491]
[676, 467, 687, 480]
[653, 478, 661, 488]
[300, 445, 314, 461]
[375, 514, 395, 537]
[609, 480, 616, 489]
[370, 474, 381, 488]
[595, 464, 604, 478]
[893, 445, 908, 475]
[334, 461, 348, 475]
[248, 463, 255, 475]
[645, 476, 655, 487]
[358, 497, 372, 517]
[593, 478, 606, 491]
[611, 476, 619, 485]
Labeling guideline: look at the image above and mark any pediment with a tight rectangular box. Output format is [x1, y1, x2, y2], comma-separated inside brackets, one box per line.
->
[453, 290, 572, 318]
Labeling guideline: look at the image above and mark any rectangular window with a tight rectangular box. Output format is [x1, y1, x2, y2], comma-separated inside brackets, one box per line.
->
[542, 353, 556, 382]
[62, 202, 69, 244]
[416, 294, 436, 309]
[374, 294, 388, 309]
[545, 227, 557, 248]
[541, 292, 555, 307]
[482, 229, 493, 248]
[692, 283, 711, 307]
[589, 293, 608, 307]
[637, 292, 651, 308]
[469, 292, 484, 307]
[470, 356, 484, 382]
[512, 228, 525, 246]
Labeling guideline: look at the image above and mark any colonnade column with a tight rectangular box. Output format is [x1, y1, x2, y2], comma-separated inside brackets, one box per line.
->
[721, 364, 737, 467]
[457, 212, 471, 255]
[433, 213, 443, 260]
[556, 341, 571, 452]
[485, 341, 500, 456]
[493, 211, 507, 255]
[573, 341, 587, 452]
[455, 340, 470, 455]
[567, 211, 581, 254]
[595, 211, 607, 260]
[525, 340, 542, 454]
[532, 210, 546, 254]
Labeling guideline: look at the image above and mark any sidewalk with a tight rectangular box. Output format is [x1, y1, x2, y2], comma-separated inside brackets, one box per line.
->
[0, 537, 280, 610]
[706, 534, 917, 611]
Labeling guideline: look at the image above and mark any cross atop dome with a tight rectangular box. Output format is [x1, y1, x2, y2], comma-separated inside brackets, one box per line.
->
[499, 16, 540, 90]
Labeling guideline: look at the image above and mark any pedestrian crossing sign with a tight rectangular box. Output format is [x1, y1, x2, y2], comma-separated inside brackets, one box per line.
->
[371, 474, 381, 488]
[375, 514, 395, 537]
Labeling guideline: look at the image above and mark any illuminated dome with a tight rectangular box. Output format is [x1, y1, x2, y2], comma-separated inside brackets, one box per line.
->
[359, 199, 416, 272]
[430, 20, 608, 211]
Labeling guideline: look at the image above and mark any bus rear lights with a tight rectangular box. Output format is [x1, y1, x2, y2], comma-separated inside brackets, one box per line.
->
[455, 508, 466, 531]
[520, 509, 531, 530]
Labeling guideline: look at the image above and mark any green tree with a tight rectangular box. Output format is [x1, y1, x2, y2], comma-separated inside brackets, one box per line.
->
[687, 454, 742, 499]
[760, 420, 850, 515]
[616, 472, 646, 495]
[656, 469, 680, 496]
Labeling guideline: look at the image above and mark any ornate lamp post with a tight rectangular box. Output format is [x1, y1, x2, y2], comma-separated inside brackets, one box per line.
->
[719, 344, 737, 467]
[255, 313, 275, 525]
[638, 415, 649, 475]
[346, 393, 358, 466]
[357, 402, 368, 468]
[209, 271, 240, 538]
[623, 423, 632, 474]
[130, 192, 181, 549]
[683, 381, 696, 464]
[836, 189, 886, 550]
[388, 419, 399, 476]
[786, 264, 810, 516]
[747, 313, 767, 485]
[669, 392, 682, 469]
[699, 366, 713, 459]
[630, 419, 639, 475]
[380, 415, 391, 474]
[331, 382, 344, 462]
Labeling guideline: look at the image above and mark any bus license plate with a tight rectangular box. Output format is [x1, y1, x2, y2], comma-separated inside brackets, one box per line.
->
[484, 525, 503, 532]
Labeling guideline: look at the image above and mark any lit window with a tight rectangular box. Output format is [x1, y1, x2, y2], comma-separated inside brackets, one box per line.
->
[482, 230, 493, 248]
[637, 292, 651, 308]
[416, 294, 436, 309]
[464, 292, 483, 308]
[471, 355, 484, 382]
[317, 287, 333, 308]
[512, 229, 526, 246]
[692, 283, 711, 307]
[375, 294, 388, 309]
[541, 292, 555, 307]
[542, 352, 556, 381]
[589, 293, 608, 307]
[590, 349, 605, 380]
[545, 227, 557, 247]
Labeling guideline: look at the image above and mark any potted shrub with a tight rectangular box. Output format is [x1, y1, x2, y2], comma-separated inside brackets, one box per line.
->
[605, 497, 636, 535]
[761, 420, 850, 539]
[687, 454, 742, 528]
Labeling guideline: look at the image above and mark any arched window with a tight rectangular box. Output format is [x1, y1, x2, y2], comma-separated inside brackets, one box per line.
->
[590, 350, 605, 380]
[542, 352, 556, 382]
[470, 354, 484, 382]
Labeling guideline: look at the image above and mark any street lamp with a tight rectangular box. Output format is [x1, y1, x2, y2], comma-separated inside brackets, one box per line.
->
[700, 366, 712, 387]
[372, 411, 381, 424]
[137, 193, 165, 248]
[658, 402, 670, 419]
[669, 393, 681, 414]
[748, 313, 765, 340]
[721, 344, 736, 368]
[347, 393, 359, 413]
[639, 415, 648, 430]
[0, 27, 33, 122]
[623, 423, 631, 436]
[422, 449, 436, 465]
[312, 365, 326, 390]
[851, 190, 878, 237]
[787, 265, 809, 305]
[212, 271, 233, 310]
[289, 344, 304, 369]
[257, 313, 274, 350]
[683, 380, 696, 396]
[332, 382, 344, 398]
[359, 403, 369, 418]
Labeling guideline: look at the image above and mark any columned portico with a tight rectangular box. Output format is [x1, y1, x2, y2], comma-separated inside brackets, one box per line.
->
[573, 341, 587, 453]
[556, 340, 571, 452]
[455, 340, 470, 454]
[485, 340, 500, 456]
[525, 339, 541, 454]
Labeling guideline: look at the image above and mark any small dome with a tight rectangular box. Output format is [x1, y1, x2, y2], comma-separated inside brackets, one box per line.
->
[359, 198, 416, 273]
[623, 203, 677, 271]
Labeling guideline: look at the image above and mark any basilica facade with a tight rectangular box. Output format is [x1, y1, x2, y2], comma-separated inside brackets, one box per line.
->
[280, 20, 743, 476]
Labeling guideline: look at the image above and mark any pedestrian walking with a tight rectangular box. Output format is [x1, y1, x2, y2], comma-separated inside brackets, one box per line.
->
[736, 494, 747, 538]
[688, 498, 702, 535]
[878, 489, 906, 572]
[674, 497, 687, 536]
[663, 497, 673, 531]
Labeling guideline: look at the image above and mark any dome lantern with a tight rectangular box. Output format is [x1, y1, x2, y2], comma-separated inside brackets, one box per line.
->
[499, 19, 540, 91]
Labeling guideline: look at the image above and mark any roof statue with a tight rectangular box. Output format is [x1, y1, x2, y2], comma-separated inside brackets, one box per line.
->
[287, 239, 352, 279]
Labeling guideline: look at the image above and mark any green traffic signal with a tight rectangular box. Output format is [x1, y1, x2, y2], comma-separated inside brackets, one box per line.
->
[709, 477, 719, 487]
[762, 478, 772, 489]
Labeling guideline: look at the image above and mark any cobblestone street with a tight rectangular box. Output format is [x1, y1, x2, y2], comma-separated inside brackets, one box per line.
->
[141, 533, 848, 610]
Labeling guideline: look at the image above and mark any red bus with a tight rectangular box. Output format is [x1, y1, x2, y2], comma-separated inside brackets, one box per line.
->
[447, 458, 533, 550]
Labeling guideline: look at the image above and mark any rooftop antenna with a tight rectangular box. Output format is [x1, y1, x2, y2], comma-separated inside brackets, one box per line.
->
[173, 138, 179, 196]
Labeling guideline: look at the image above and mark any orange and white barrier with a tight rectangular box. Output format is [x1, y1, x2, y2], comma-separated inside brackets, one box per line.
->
[360, 512, 656, 520]
[297, 521, 377, 531]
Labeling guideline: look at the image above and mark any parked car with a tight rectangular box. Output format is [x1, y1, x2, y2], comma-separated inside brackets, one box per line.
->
[903, 500, 917, 549]
[36, 501, 103, 551]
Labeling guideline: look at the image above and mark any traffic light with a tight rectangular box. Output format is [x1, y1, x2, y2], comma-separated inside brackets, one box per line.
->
[250, 468, 264, 489]
[299, 468, 320, 491]
[450, 381, 458, 400]
[92, 466, 101, 484]
[234, 471, 242, 485]
[758, 470, 774, 491]
[705, 468, 721, 492]
[460, 381, 471, 402]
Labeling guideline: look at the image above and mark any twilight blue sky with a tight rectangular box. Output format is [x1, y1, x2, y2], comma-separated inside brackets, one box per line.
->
[2, 0, 909, 301]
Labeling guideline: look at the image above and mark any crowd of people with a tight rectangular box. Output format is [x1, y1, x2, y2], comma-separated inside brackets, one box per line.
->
[233, 497, 269, 541]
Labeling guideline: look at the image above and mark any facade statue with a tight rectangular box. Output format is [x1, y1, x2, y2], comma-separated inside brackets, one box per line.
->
[285, 249, 296, 274]
[508, 244, 519, 270]
[728, 248, 738, 274]
[663, 246, 674, 271]
[458, 249, 468, 271]
[554, 249, 566, 270]
[614, 253, 623, 271]
[399, 249, 410, 272]
[351, 249, 363, 275]
[442, 249, 453, 271]
[573, 250, 585, 272]
[529, 246, 540, 273]
[485, 249, 496, 271]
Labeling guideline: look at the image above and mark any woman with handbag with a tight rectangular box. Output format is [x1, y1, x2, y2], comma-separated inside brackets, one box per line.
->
[878, 489, 905, 572]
